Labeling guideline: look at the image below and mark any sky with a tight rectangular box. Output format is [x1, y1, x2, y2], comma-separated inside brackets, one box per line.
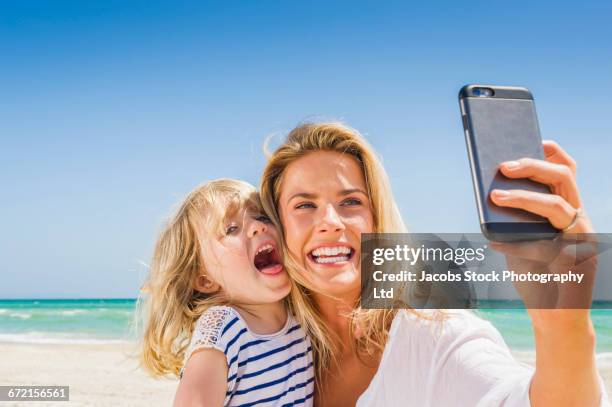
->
[1, 1, 611, 298]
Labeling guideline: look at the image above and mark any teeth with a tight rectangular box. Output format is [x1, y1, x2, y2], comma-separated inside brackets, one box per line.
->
[311, 246, 351, 257]
[313, 255, 350, 264]
[256, 244, 273, 255]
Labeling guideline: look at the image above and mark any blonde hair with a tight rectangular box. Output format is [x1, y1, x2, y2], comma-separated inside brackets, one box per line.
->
[138, 178, 266, 377]
[260, 122, 438, 376]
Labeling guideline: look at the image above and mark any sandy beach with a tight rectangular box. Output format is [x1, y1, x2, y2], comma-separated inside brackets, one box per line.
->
[0, 343, 610, 406]
[0, 342, 177, 407]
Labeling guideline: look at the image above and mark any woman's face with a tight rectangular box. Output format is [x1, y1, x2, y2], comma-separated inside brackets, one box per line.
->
[278, 150, 374, 298]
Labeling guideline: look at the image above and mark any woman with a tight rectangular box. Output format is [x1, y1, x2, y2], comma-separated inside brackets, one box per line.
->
[260, 123, 608, 406]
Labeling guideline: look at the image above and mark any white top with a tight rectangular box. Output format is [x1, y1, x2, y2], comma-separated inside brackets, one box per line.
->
[356, 309, 610, 407]
[182, 305, 314, 407]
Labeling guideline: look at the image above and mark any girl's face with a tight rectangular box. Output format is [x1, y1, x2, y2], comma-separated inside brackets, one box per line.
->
[278, 151, 374, 299]
[199, 209, 291, 305]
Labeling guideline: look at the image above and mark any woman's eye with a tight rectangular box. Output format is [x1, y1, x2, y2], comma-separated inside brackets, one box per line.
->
[225, 224, 239, 235]
[341, 198, 362, 206]
[295, 202, 316, 210]
[255, 214, 272, 224]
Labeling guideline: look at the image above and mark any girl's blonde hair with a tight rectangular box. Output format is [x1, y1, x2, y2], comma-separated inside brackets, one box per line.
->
[260, 122, 436, 376]
[139, 178, 265, 377]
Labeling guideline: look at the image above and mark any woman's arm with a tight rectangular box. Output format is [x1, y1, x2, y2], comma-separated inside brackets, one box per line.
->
[529, 315, 599, 406]
[173, 349, 228, 407]
[490, 140, 602, 406]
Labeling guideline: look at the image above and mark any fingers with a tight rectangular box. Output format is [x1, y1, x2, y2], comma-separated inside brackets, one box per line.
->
[499, 158, 571, 185]
[498, 158, 581, 208]
[542, 140, 577, 174]
[491, 189, 576, 229]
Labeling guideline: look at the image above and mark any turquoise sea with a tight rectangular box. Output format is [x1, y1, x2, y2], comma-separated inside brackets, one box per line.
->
[0, 299, 137, 344]
[1, 299, 611, 352]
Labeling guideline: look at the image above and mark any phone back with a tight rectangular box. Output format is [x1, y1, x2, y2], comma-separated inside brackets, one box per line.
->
[459, 85, 552, 226]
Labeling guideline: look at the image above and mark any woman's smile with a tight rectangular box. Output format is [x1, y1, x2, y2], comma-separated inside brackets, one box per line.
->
[307, 242, 356, 266]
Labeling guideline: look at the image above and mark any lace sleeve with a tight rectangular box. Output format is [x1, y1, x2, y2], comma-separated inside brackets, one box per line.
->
[182, 306, 236, 374]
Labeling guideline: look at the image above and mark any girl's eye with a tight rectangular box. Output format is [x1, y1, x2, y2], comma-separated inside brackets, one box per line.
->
[255, 214, 272, 224]
[341, 198, 362, 206]
[225, 224, 239, 235]
[295, 202, 316, 210]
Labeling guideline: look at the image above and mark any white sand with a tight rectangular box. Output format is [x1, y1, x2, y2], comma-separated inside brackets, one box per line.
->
[0, 342, 177, 407]
[0, 343, 609, 406]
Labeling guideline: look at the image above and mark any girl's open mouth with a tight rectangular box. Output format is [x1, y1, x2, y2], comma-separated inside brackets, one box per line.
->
[253, 244, 284, 275]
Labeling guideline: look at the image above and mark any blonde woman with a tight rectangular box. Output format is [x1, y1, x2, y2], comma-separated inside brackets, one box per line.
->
[260, 123, 609, 406]
[139, 179, 315, 406]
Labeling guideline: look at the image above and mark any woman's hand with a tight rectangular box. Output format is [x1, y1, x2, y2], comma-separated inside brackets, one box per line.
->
[490, 140, 593, 234]
[489, 140, 601, 407]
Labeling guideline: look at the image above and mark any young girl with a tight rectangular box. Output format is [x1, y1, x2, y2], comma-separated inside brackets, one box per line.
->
[139, 179, 314, 406]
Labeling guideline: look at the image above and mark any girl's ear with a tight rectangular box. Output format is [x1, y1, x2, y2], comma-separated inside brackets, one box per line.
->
[194, 274, 221, 294]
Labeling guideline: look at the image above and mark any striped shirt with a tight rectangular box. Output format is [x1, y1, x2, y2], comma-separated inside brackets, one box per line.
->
[182, 305, 314, 407]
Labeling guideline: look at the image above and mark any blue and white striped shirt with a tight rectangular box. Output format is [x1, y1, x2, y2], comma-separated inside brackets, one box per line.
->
[183, 305, 314, 407]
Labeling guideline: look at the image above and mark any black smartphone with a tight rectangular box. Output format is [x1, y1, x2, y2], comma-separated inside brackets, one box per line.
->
[458, 84, 559, 241]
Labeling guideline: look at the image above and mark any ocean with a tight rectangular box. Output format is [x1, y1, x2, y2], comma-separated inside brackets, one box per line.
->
[0, 299, 136, 344]
[1, 299, 611, 352]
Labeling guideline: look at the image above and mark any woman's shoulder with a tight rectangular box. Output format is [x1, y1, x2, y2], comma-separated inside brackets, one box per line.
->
[391, 309, 507, 351]
[395, 309, 504, 337]
[360, 309, 530, 406]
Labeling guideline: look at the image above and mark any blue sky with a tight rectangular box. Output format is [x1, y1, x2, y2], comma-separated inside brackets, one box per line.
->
[1, 1, 610, 298]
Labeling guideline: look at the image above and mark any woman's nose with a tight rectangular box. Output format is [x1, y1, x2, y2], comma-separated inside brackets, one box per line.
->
[247, 219, 267, 238]
[317, 204, 345, 233]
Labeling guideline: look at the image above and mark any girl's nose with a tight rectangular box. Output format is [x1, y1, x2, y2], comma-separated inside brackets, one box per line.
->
[247, 218, 267, 238]
[316, 204, 345, 234]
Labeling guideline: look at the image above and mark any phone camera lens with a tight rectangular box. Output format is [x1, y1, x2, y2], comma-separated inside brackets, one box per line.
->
[473, 87, 494, 97]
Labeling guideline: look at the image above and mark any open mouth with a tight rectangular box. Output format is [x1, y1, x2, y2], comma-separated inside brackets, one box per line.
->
[253, 244, 284, 275]
[308, 245, 355, 265]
